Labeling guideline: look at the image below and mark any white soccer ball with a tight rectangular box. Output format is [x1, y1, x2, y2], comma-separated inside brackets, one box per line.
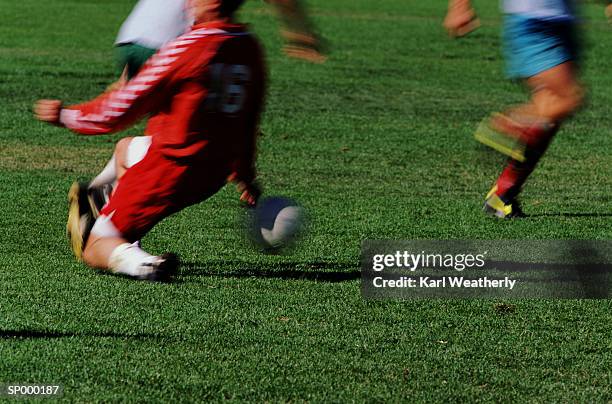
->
[249, 197, 304, 252]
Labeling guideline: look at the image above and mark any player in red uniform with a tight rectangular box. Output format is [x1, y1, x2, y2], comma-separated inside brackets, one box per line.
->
[34, 0, 266, 281]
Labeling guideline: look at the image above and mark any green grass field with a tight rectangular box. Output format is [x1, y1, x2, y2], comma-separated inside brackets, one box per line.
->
[1, 0, 611, 401]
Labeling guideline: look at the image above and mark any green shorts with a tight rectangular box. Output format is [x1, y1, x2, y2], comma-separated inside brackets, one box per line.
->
[115, 42, 157, 79]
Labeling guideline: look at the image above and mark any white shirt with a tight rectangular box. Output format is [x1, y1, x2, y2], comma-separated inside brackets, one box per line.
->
[502, 0, 575, 20]
[115, 0, 192, 49]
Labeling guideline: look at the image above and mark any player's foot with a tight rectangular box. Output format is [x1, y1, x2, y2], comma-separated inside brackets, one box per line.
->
[87, 183, 113, 218]
[66, 182, 96, 261]
[475, 113, 527, 162]
[137, 253, 179, 282]
[483, 186, 524, 219]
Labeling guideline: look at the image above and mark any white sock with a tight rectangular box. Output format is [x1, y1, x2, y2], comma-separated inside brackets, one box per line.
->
[108, 243, 159, 278]
[89, 155, 117, 188]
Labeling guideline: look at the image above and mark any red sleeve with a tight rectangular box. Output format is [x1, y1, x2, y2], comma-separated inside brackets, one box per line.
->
[231, 41, 267, 184]
[58, 37, 195, 135]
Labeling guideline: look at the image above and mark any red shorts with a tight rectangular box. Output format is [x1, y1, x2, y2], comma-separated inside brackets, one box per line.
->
[100, 147, 228, 242]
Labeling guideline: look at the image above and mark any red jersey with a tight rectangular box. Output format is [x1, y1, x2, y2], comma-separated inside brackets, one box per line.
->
[60, 21, 266, 183]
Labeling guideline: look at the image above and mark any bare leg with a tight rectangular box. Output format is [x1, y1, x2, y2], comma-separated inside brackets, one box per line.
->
[83, 234, 126, 269]
[82, 231, 176, 281]
[494, 61, 584, 201]
[526, 62, 583, 122]
[80, 136, 174, 280]
[83, 136, 136, 270]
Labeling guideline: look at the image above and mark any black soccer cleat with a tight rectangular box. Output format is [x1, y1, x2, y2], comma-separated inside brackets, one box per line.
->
[139, 253, 179, 283]
[483, 186, 525, 219]
[66, 182, 96, 261]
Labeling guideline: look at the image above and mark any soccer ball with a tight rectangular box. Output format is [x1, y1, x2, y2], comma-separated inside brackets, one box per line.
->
[248, 197, 304, 252]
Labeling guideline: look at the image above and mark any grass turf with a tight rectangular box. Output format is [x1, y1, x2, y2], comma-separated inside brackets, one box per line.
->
[0, 0, 610, 401]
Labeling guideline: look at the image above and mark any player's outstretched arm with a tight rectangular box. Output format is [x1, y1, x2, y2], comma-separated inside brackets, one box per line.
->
[229, 66, 266, 207]
[444, 0, 480, 38]
[34, 40, 184, 135]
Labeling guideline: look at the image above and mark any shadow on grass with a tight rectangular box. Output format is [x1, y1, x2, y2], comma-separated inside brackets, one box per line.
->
[181, 260, 360, 283]
[0, 329, 161, 340]
[525, 212, 612, 218]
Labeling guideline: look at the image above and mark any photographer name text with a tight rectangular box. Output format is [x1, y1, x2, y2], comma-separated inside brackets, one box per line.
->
[372, 276, 516, 289]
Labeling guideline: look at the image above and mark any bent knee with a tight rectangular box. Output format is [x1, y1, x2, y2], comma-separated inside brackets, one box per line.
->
[115, 137, 133, 160]
[114, 137, 134, 181]
[567, 84, 585, 112]
[557, 84, 585, 119]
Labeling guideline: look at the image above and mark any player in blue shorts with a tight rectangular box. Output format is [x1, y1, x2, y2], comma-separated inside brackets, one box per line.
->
[445, 0, 584, 218]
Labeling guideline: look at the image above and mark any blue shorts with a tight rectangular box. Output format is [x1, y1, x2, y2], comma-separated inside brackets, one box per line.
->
[503, 14, 580, 79]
